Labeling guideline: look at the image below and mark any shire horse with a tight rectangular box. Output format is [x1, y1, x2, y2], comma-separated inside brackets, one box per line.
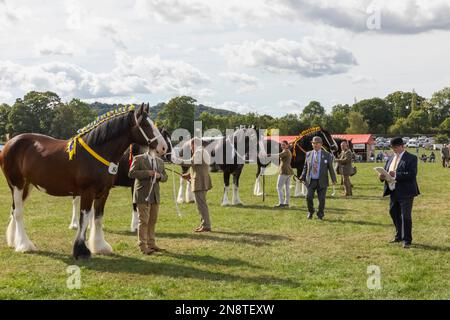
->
[175, 127, 252, 206]
[254, 126, 339, 197]
[68, 128, 172, 233]
[0, 103, 167, 259]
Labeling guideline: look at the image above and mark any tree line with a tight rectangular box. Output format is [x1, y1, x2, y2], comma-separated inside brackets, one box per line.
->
[1, 88, 450, 143]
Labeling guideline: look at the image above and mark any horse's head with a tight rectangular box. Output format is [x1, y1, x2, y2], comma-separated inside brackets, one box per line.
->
[132, 103, 167, 156]
[317, 128, 338, 153]
[158, 126, 173, 161]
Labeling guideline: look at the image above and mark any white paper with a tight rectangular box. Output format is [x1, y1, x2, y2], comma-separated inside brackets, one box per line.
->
[374, 167, 396, 190]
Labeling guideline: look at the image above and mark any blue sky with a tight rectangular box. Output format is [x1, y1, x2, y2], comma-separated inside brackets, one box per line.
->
[1, 0, 450, 116]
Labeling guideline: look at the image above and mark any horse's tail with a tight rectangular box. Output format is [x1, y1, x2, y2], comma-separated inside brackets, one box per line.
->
[0, 149, 3, 166]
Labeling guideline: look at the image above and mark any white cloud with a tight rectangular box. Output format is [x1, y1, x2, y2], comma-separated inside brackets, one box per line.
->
[133, 0, 450, 33]
[0, 90, 12, 102]
[0, 0, 30, 27]
[64, 0, 84, 30]
[134, 0, 289, 27]
[97, 20, 128, 49]
[219, 72, 259, 93]
[0, 53, 211, 100]
[348, 74, 376, 85]
[278, 99, 303, 111]
[214, 101, 258, 114]
[215, 38, 357, 77]
[279, 0, 450, 34]
[35, 37, 76, 56]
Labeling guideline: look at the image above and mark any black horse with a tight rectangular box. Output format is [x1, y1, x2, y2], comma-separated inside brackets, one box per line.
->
[253, 127, 339, 197]
[174, 127, 252, 206]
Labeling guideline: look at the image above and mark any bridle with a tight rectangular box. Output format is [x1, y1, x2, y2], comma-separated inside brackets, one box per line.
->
[134, 112, 162, 145]
[320, 131, 338, 152]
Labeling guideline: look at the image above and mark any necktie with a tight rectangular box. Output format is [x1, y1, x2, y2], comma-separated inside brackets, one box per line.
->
[312, 151, 319, 175]
[389, 154, 399, 172]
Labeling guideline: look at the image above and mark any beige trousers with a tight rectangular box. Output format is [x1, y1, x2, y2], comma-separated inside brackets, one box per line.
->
[342, 175, 352, 196]
[194, 191, 211, 229]
[137, 203, 159, 250]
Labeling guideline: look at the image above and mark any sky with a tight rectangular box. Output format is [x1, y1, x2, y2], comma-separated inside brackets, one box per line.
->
[0, 0, 450, 116]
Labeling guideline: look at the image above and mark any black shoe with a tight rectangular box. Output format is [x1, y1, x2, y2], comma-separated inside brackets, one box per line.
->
[318, 216, 324, 221]
[307, 213, 313, 219]
[403, 243, 411, 249]
[282, 204, 289, 208]
[389, 238, 402, 244]
[274, 204, 284, 208]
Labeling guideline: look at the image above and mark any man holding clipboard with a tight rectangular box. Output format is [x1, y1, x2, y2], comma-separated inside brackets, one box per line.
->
[377, 137, 420, 249]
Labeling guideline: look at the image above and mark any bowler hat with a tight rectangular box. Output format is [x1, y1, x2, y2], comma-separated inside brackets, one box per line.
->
[312, 136, 323, 144]
[390, 137, 404, 147]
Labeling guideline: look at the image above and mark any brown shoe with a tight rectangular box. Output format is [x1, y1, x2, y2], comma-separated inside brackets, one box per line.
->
[149, 245, 165, 252]
[140, 247, 155, 255]
[195, 226, 212, 233]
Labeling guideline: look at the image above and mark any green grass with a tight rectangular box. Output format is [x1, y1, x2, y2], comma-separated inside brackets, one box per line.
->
[1, 147, 450, 299]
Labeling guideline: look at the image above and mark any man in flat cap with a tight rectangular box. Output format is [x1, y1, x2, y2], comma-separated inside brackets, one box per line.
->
[300, 136, 337, 220]
[379, 137, 420, 249]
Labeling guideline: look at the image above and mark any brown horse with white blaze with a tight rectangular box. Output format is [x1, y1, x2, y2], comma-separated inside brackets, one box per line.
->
[0, 103, 167, 259]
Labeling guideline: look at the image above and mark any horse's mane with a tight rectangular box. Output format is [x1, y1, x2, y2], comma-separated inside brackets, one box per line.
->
[73, 106, 135, 146]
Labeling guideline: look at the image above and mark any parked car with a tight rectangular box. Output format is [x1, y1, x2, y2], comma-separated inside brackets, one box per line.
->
[406, 139, 419, 148]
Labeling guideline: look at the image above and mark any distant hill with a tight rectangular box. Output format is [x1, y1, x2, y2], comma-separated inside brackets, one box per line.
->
[89, 102, 238, 119]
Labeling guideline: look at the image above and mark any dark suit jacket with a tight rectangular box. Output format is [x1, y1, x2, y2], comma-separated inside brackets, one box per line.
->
[382, 151, 420, 199]
[300, 149, 337, 188]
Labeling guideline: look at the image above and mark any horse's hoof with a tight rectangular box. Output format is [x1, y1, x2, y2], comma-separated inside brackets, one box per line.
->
[73, 241, 91, 260]
[15, 241, 37, 253]
[75, 253, 91, 260]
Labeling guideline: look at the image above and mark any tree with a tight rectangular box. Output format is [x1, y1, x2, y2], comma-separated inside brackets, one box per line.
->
[329, 104, 351, 133]
[0, 103, 11, 141]
[22, 91, 61, 134]
[6, 99, 35, 136]
[427, 87, 450, 127]
[389, 118, 411, 135]
[352, 98, 393, 133]
[157, 96, 196, 133]
[435, 134, 449, 144]
[385, 91, 425, 120]
[50, 104, 76, 139]
[300, 101, 325, 126]
[272, 114, 306, 135]
[346, 112, 369, 134]
[439, 117, 450, 135]
[405, 109, 430, 134]
[50, 99, 96, 139]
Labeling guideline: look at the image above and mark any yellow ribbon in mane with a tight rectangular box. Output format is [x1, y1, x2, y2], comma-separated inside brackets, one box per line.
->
[67, 137, 111, 167]
[291, 126, 322, 159]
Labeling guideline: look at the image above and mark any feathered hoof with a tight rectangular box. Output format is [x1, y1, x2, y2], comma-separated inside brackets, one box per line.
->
[73, 240, 91, 260]
[15, 240, 37, 253]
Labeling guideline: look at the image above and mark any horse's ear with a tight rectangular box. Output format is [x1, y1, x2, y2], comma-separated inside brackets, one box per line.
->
[137, 103, 145, 116]
[144, 103, 150, 114]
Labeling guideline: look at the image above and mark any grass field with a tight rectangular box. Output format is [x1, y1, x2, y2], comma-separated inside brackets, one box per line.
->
[1, 148, 450, 299]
